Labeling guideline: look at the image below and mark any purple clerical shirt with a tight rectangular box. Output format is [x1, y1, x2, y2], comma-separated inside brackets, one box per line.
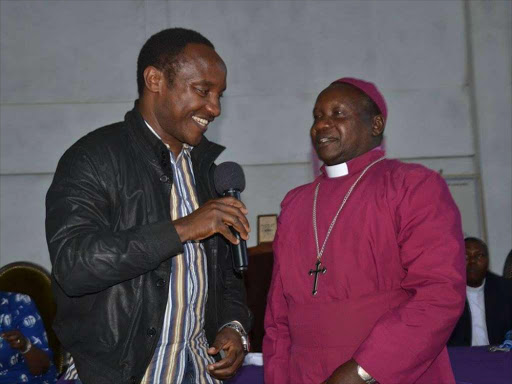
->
[263, 149, 466, 384]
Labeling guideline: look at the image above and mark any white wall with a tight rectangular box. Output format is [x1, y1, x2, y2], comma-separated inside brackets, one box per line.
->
[467, 0, 512, 273]
[1, 0, 510, 274]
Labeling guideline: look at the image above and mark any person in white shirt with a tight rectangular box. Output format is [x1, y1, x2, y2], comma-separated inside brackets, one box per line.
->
[448, 237, 512, 346]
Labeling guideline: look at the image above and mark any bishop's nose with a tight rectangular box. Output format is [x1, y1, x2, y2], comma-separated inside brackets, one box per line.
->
[313, 117, 333, 134]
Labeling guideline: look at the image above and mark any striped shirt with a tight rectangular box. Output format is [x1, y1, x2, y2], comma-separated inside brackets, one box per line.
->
[141, 123, 220, 384]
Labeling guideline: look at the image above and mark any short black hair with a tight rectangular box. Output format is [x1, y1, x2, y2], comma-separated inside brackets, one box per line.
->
[464, 236, 489, 257]
[136, 28, 215, 97]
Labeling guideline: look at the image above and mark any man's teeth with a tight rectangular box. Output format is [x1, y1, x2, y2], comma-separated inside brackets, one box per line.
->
[192, 116, 208, 127]
[319, 137, 331, 143]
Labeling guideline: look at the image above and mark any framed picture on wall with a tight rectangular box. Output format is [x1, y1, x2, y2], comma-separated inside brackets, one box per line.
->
[257, 214, 278, 244]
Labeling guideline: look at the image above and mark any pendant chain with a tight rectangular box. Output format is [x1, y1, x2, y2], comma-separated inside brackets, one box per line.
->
[313, 156, 386, 261]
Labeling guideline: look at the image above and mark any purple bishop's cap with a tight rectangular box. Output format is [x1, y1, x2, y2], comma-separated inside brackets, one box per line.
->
[332, 77, 388, 121]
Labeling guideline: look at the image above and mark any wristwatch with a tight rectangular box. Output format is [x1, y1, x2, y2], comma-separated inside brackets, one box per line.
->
[357, 364, 376, 384]
[223, 322, 250, 353]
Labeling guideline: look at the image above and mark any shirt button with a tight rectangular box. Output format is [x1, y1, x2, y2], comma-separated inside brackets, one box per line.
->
[156, 279, 165, 287]
[160, 175, 169, 182]
[130, 376, 136, 383]
[147, 327, 156, 337]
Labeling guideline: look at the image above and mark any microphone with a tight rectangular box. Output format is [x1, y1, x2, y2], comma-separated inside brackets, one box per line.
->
[214, 162, 248, 273]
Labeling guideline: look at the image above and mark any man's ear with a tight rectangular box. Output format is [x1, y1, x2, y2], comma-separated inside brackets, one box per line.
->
[143, 66, 164, 94]
[371, 115, 385, 137]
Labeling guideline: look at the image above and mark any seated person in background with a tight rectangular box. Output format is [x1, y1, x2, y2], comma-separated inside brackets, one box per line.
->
[0, 291, 57, 383]
[448, 237, 512, 346]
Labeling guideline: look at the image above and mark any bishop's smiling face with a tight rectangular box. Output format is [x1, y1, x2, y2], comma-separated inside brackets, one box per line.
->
[153, 43, 227, 156]
[311, 84, 380, 166]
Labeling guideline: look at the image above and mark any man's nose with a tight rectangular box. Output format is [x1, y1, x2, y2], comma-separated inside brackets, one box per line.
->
[206, 97, 221, 118]
[467, 255, 477, 264]
[313, 117, 331, 131]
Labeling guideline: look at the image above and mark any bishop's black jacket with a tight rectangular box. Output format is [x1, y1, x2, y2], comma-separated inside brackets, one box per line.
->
[45, 105, 252, 384]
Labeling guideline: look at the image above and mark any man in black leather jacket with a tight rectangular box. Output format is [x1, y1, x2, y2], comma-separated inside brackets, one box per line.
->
[46, 28, 252, 384]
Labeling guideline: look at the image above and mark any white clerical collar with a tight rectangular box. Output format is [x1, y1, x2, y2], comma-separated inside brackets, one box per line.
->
[324, 146, 386, 178]
[325, 162, 349, 178]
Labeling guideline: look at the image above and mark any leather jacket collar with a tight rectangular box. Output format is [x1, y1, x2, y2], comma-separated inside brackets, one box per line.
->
[125, 102, 225, 177]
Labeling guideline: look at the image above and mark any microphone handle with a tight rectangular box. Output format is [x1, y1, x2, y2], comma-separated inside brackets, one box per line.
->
[224, 189, 249, 272]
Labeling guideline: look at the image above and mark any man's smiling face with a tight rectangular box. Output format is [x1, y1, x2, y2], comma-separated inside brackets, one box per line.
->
[154, 43, 227, 156]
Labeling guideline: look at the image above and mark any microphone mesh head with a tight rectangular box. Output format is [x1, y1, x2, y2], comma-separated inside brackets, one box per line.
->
[214, 162, 246, 195]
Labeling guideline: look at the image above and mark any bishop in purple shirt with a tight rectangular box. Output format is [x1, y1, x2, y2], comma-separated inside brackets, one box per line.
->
[263, 78, 466, 384]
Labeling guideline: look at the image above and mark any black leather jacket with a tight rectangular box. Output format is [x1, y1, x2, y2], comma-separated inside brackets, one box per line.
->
[46, 106, 251, 384]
